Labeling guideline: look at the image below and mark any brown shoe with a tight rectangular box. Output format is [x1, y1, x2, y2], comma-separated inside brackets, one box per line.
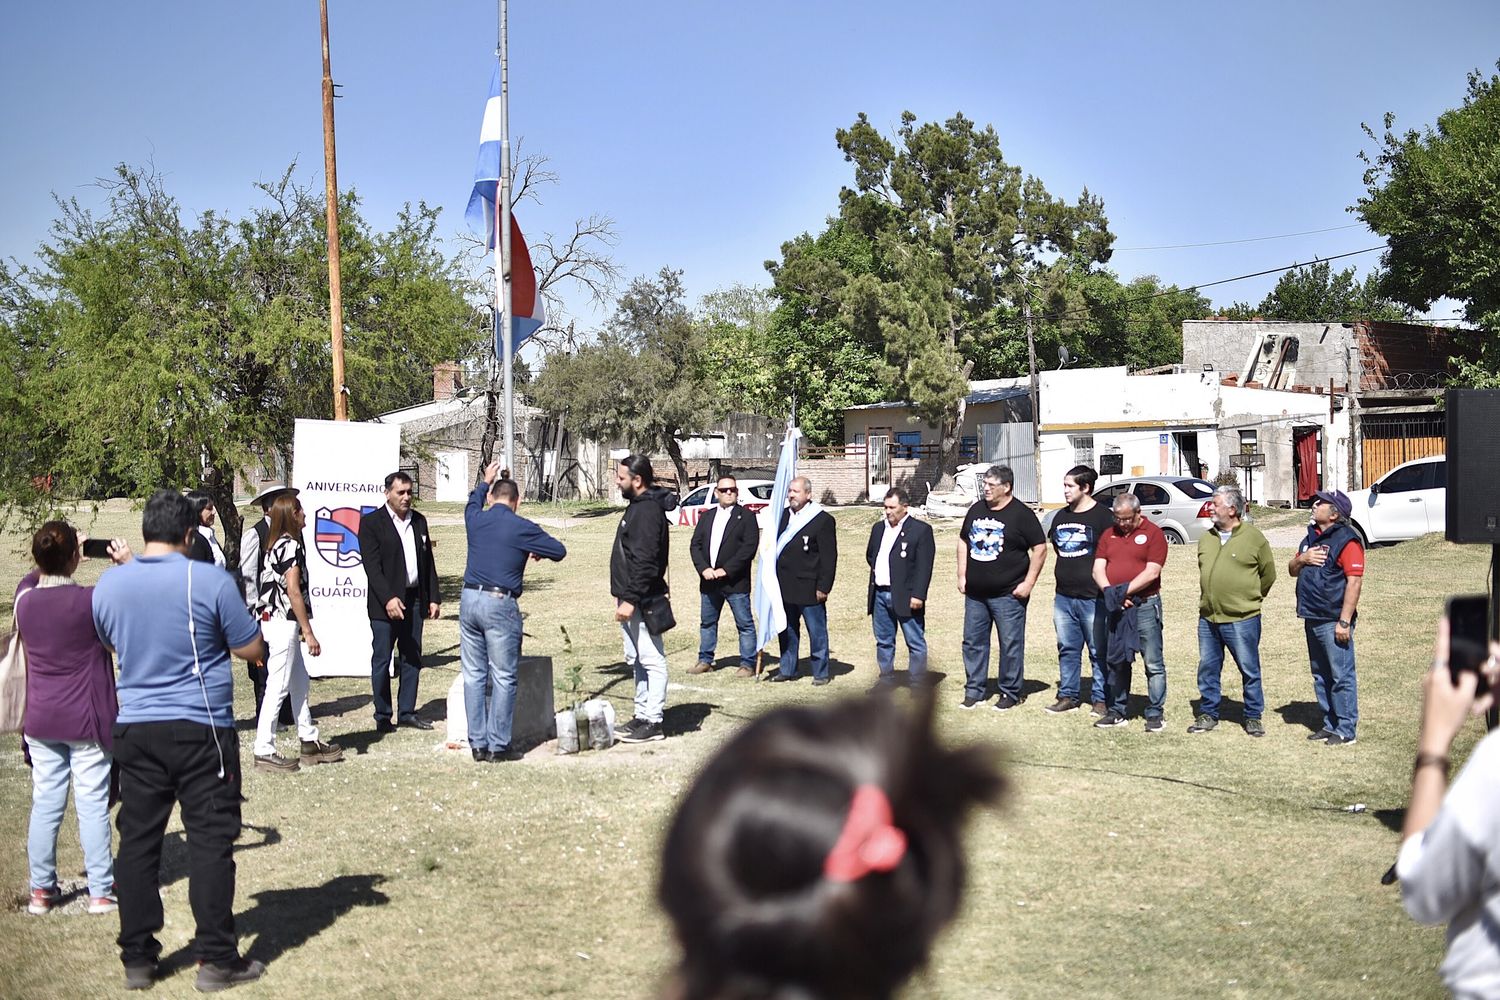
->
[687, 661, 713, 675]
[254, 753, 300, 774]
[734, 666, 755, 678]
[300, 739, 345, 765]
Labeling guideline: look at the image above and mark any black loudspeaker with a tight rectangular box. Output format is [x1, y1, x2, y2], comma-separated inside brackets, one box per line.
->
[1445, 389, 1500, 543]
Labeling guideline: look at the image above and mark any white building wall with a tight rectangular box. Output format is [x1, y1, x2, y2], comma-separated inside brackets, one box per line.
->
[1035, 367, 1350, 506]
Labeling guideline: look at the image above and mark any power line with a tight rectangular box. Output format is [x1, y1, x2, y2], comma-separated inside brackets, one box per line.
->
[1113, 223, 1366, 252]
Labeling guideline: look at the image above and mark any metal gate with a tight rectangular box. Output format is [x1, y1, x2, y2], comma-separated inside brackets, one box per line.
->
[1360, 411, 1444, 486]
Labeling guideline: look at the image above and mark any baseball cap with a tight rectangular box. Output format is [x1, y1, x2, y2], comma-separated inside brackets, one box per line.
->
[1313, 489, 1352, 518]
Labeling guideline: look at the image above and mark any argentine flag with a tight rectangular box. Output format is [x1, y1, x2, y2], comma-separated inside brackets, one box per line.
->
[752, 425, 801, 657]
[465, 64, 545, 353]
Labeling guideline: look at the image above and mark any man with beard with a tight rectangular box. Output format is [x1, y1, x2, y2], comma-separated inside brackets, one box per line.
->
[611, 455, 677, 743]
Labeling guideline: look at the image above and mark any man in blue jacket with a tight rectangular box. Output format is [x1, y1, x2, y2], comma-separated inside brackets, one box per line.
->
[1288, 489, 1365, 747]
[459, 462, 567, 762]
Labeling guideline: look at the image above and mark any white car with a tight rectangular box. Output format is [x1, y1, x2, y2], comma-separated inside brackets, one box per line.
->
[1347, 455, 1446, 544]
[666, 479, 776, 528]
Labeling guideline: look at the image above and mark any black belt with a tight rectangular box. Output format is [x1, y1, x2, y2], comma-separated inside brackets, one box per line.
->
[874, 585, 891, 591]
[464, 582, 519, 598]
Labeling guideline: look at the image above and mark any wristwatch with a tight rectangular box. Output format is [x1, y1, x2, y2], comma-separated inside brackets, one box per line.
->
[1337, 619, 1350, 627]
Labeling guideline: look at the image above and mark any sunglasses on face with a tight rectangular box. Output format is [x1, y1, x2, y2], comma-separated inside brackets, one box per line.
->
[717, 487, 738, 493]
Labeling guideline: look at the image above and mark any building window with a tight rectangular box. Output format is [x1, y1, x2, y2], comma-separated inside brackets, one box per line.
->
[895, 431, 921, 459]
[1070, 434, 1095, 467]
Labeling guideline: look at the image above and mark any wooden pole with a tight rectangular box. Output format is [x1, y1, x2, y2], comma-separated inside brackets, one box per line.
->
[320, 0, 347, 420]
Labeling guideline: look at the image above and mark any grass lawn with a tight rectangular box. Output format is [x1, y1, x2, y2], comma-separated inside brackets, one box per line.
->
[0, 498, 1485, 998]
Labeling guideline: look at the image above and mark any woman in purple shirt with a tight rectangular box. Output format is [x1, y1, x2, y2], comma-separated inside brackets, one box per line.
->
[16, 521, 128, 915]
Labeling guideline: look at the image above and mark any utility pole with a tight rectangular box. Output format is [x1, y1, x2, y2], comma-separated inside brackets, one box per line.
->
[497, 0, 515, 474]
[1023, 291, 1041, 504]
[319, 0, 347, 420]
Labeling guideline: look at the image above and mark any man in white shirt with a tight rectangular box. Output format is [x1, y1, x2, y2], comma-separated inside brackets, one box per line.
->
[865, 488, 935, 690]
[688, 476, 761, 676]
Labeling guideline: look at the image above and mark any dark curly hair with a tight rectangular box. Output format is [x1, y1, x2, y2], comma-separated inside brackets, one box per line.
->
[659, 693, 1003, 1000]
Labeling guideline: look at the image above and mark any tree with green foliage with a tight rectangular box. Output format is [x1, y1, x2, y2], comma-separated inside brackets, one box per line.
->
[1355, 63, 1500, 383]
[1034, 270, 1208, 371]
[766, 111, 1114, 473]
[0, 163, 478, 560]
[1218, 260, 1410, 323]
[530, 268, 721, 489]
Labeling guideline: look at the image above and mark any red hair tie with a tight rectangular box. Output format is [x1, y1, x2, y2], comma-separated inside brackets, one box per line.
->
[823, 784, 907, 883]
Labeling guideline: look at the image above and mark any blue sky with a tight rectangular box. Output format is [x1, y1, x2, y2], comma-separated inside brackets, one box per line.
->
[3, 1, 1495, 328]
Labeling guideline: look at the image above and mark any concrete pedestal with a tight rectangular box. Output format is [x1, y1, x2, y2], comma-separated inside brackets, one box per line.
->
[443, 655, 556, 750]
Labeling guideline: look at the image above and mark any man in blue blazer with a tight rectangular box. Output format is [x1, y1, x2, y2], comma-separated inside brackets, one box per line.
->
[865, 487, 935, 689]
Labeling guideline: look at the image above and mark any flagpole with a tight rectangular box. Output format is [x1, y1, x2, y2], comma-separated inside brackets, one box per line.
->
[497, 0, 515, 474]
[320, 0, 347, 420]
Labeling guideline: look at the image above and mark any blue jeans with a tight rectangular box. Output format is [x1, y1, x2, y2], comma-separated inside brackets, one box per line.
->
[872, 588, 928, 683]
[699, 590, 756, 668]
[1197, 615, 1265, 720]
[620, 606, 667, 723]
[26, 737, 114, 896]
[459, 589, 524, 752]
[1053, 595, 1106, 702]
[779, 602, 830, 680]
[1305, 619, 1358, 739]
[962, 593, 1028, 701]
[1107, 595, 1167, 719]
[370, 586, 425, 724]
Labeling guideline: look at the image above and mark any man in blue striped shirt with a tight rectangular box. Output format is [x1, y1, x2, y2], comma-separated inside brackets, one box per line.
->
[459, 462, 567, 762]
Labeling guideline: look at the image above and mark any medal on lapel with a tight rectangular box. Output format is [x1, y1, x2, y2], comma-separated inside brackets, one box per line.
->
[802, 535, 810, 551]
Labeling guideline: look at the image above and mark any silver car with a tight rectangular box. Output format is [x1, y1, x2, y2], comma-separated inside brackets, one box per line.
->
[1043, 476, 1219, 544]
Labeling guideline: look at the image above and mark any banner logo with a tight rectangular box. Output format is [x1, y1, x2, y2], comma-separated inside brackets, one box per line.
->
[315, 505, 378, 568]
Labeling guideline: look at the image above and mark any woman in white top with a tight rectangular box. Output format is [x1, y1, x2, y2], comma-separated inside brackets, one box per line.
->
[185, 490, 226, 569]
[252, 493, 343, 773]
[1397, 615, 1500, 1000]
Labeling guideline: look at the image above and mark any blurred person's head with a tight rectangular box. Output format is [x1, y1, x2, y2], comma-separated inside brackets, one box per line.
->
[659, 694, 1003, 1000]
[266, 493, 305, 542]
[32, 521, 80, 577]
[141, 489, 197, 549]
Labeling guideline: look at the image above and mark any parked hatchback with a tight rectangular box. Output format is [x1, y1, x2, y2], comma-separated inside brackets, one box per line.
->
[666, 479, 776, 528]
[1043, 476, 1219, 544]
[1347, 455, 1446, 544]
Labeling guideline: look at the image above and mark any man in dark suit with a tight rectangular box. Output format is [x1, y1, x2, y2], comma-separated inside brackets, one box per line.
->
[769, 476, 838, 686]
[865, 487, 935, 690]
[359, 471, 441, 732]
[688, 475, 761, 677]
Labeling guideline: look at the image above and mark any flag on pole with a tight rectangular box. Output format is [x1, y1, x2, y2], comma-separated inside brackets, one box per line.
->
[465, 64, 545, 353]
[752, 424, 801, 654]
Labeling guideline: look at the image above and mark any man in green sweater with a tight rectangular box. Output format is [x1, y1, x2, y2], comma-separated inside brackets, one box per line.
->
[1189, 484, 1276, 737]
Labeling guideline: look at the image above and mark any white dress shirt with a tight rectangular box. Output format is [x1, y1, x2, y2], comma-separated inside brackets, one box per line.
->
[709, 505, 733, 566]
[874, 514, 907, 587]
[388, 505, 419, 588]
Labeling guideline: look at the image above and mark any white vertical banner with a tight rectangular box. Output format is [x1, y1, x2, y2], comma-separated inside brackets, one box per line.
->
[291, 418, 401, 678]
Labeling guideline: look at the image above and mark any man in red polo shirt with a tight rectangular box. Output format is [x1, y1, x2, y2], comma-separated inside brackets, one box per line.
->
[1091, 492, 1169, 731]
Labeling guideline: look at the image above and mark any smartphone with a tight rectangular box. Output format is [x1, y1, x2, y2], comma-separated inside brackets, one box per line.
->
[1447, 594, 1491, 696]
[81, 538, 114, 559]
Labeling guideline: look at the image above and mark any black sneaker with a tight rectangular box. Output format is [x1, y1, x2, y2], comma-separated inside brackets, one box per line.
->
[1243, 718, 1265, 738]
[1044, 697, 1081, 714]
[811, 677, 831, 687]
[993, 693, 1023, 712]
[615, 717, 643, 740]
[1325, 733, 1357, 747]
[618, 721, 664, 744]
[1094, 712, 1128, 728]
[959, 696, 984, 710]
[195, 956, 266, 992]
[767, 672, 797, 683]
[1144, 716, 1164, 734]
[1307, 729, 1334, 742]
[123, 962, 159, 991]
[1186, 714, 1218, 734]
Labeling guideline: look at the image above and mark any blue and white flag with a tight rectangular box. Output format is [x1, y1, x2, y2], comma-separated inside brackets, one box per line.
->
[464, 64, 504, 249]
[465, 63, 546, 353]
[752, 424, 801, 655]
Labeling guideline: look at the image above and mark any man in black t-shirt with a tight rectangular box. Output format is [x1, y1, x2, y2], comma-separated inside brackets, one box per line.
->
[957, 464, 1046, 711]
[1045, 465, 1115, 716]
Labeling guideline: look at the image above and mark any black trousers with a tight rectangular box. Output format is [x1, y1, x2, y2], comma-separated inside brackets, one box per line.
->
[112, 720, 242, 966]
[371, 587, 426, 723]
